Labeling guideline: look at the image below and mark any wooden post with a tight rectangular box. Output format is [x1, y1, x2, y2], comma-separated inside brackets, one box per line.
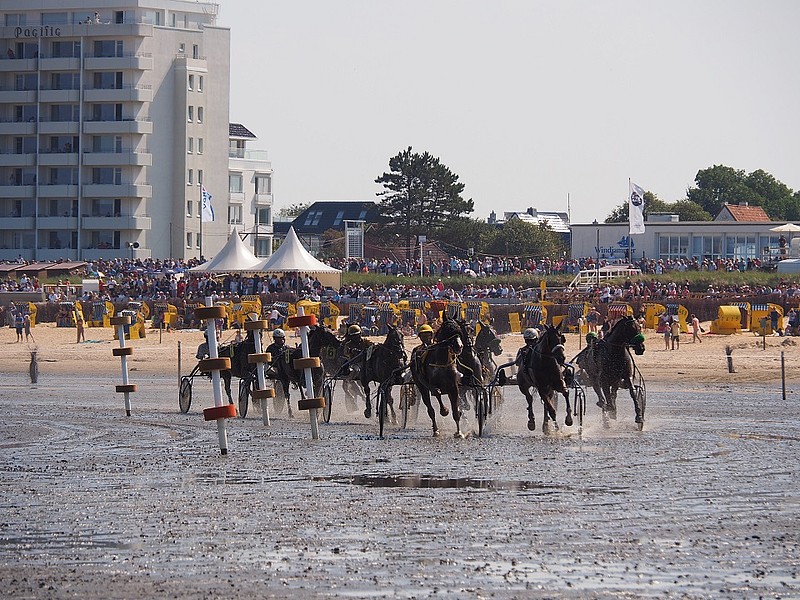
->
[781, 351, 786, 401]
[725, 345, 735, 373]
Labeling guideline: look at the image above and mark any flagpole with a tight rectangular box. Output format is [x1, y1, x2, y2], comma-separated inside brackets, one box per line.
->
[627, 178, 631, 264]
[199, 186, 203, 261]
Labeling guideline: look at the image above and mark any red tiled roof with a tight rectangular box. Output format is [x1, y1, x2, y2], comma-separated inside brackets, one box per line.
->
[721, 204, 771, 222]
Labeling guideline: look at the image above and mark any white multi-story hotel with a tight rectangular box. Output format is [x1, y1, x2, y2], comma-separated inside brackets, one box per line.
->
[0, 0, 272, 261]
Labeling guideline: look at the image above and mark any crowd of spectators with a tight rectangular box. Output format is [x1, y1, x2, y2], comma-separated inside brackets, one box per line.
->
[1, 255, 799, 310]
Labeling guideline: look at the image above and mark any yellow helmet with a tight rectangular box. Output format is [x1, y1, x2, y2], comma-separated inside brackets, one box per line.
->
[347, 324, 362, 336]
[417, 324, 433, 334]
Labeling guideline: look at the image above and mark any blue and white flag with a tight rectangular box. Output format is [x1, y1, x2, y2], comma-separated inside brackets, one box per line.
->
[629, 181, 645, 235]
[201, 186, 214, 223]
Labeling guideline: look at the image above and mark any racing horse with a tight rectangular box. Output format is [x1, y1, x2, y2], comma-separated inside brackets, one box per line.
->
[573, 315, 646, 428]
[317, 330, 366, 413]
[267, 325, 341, 414]
[455, 320, 487, 411]
[411, 314, 468, 437]
[356, 323, 407, 421]
[523, 322, 574, 434]
[473, 320, 503, 385]
[196, 331, 257, 405]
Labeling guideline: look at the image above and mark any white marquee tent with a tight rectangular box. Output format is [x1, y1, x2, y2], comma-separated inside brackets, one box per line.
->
[256, 227, 342, 288]
[188, 228, 261, 273]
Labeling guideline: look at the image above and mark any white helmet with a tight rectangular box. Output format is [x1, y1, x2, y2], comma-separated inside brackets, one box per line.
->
[273, 328, 285, 338]
[523, 328, 539, 341]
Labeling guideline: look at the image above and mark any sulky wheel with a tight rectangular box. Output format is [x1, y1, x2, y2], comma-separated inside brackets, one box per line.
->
[377, 385, 388, 438]
[476, 389, 488, 437]
[322, 381, 334, 423]
[179, 377, 193, 413]
[238, 377, 252, 418]
[635, 385, 646, 431]
[400, 383, 416, 430]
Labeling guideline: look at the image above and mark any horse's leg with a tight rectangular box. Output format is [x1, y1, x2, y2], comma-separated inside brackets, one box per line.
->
[222, 371, 233, 404]
[520, 383, 536, 431]
[387, 388, 397, 425]
[539, 387, 557, 434]
[433, 390, 450, 417]
[592, 380, 606, 409]
[363, 380, 372, 419]
[419, 387, 439, 436]
[603, 383, 618, 420]
[448, 388, 463, 438]
[625, 376, 643, 425]
[282, 379, 293, 418]
[561, 386, 573, 427]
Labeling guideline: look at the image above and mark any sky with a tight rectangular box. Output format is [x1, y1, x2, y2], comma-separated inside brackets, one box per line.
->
[218, 0, 800, 225]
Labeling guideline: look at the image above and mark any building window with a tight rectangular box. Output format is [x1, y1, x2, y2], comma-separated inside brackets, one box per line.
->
[187, 200, 193, 217]
[726, 234, 757, 261]
[229, 173, 243, 193]
[658, 234, 689, 260]
[691, 235, 723, 261]
[197, 107, 203, 123]
[198, 76, 204, 92]
[303, 210, 323, 227]
[91, 167, 121, 185]
[197, 169, 203, 185]
[228, 205, 243, 225]
[178, 42, 185, 53]
[196, 233, 201, 249]
[5, 14, 26, 26]
[193, 44, 199, 59]
[187, 137, 193, 154]
[197, 138, 203, 154]
[93, 40, 123, 58]
[188, 74, 194, 90]
[187, 106, 193, 122]
[255, 175, 271, 194]
[257, 207, 271, 225]
[186, 232, 192, 248]
[187, 169, 193, 185]
[333, 210, 345, 227]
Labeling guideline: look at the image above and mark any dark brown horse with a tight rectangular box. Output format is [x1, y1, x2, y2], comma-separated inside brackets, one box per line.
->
[474, 321, 503, 386]
[411, 315, 467, 437]
[523, 322, 574, 434]
[357, 324, 407, 420]
[318, 331, 365, 413]
[267, 325, 340, 414]
[573, 315, 646, 429]
[455, 320, 486, 411]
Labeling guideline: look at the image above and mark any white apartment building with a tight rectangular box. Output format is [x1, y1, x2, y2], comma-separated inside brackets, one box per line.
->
[228, 123, 273, 258]
[0, 0, 270, 261]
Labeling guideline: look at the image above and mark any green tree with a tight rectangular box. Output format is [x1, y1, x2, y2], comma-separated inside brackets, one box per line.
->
[746, 169, 794, 220]
[317, 228, 345, 260]
[485, 218, 566, 258]
[375, 147, 474, 259]
[686, 165, 754, 216]
[277, 202, 311, 219]
[435, 217, 496, 255]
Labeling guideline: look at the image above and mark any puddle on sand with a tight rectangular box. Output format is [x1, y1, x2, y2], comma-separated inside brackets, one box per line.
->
[315, 474, 627, 495]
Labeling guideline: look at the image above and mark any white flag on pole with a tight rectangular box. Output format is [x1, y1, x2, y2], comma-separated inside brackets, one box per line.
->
[629, 181, 645, 235]
[200, 186, 214, 222]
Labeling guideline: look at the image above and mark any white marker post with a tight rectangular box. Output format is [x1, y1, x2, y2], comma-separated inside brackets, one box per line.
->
[287, 307, 324, 439]
[245, 317, 274, 427]
[197, 299, 235, 455]
[110, 315, 136, 416]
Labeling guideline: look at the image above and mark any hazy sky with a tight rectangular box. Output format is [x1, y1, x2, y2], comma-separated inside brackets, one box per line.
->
[219, 0, 800, 224]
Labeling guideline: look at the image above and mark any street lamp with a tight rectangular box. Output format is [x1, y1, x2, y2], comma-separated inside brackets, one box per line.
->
[593, 220, 600, 287]
[126, 241, 139, 260]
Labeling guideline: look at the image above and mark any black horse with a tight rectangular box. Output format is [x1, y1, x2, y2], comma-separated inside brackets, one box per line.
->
[411, 315, 468, 437]
[523, 322, 574, 434]
[474, 321, 503, 385]
[356, 324, 407, 420]
[266, 325, 340, 415]
[195, 331, 257, 405]
[573, 315, 646, 429]
[317, 332, 365, 413]
[455, 320, 486, 410]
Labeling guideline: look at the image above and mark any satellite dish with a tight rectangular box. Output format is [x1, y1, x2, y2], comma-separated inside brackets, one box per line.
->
[133, 242, 140, 248]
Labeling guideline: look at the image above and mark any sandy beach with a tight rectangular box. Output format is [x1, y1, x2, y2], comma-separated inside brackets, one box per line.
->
[1, 320, 798, 598]
[3, 318, 798, 387]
